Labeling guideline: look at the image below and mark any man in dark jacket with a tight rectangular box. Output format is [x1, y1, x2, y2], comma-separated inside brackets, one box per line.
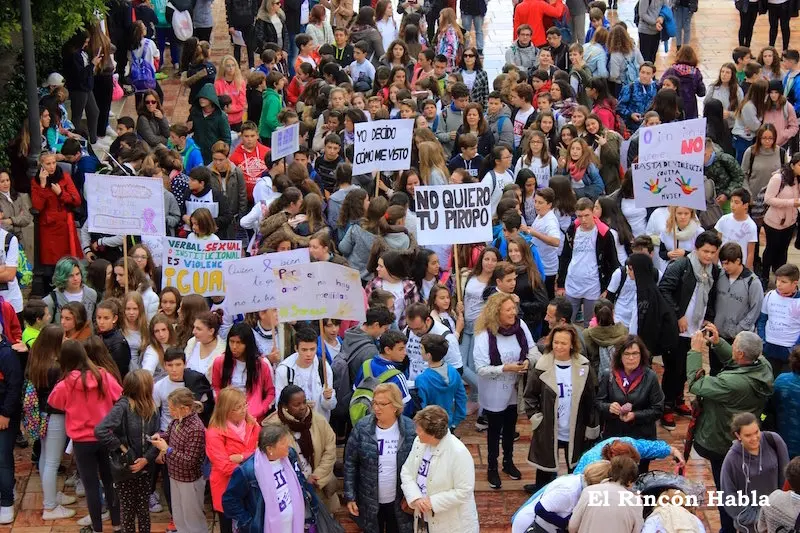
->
[188, 85, 232, 164]
[0, 334, 21, 522]
[224, 0, 259, 69]
[658, 229, 722, 430]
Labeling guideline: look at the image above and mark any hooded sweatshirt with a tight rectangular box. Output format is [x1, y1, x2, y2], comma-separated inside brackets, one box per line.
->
[48, 368, 123, 442]
[341, 326, 380, 385]
[415, 363, 467, 428]
[338, 224, 378, 281]
[661, 63, 705, 119]
[174, 137, 204, 173]
[189, 84, 233, 164]
[487, 102, 514, 149]
[713, 267, 763, 340]
[721, 432, 789, 528]
[504, 40, 539, 72]
[583, 322, 629, 380]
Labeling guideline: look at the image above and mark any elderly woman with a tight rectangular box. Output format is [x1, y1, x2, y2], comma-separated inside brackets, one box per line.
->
[222, 424, 317, 533]
[264, 385, 338, 511]
[596, 335, 664, 472]
[523, 324, 599, 494]
[42, 256, 98, 326]
[344, 383, 415, 533]
[0, 170, 32, 262]
[473, 292, 537, 490]
[400, 405, 479, 532]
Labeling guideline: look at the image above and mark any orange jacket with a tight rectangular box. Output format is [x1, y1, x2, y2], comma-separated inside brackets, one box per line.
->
[205, 422, 260, 512]
[513, 0, 565, 47]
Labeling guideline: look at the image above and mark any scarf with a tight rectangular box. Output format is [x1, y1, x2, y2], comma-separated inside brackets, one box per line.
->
[689, 253, 713, 327]
[615, 365, 645, 393]
[227, 420, 247, 442]
[567, 161, 586, 183]
[253, 450, 305, 533]
[672, 219, 700, 243]
[277, 407, 315, 470]
[488, 319, 529, 366]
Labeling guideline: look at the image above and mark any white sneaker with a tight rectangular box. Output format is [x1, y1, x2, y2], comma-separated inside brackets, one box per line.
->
[148, 493, 163, 513]
[43, 505, 76, 520]
[65, 472, 79, 487]
[75, 478, 85, 497]
[0, 505, 14, 524]
[105, 126, 118, 138]
[56, 492, 77, 506]
[77, 511, 110, 526]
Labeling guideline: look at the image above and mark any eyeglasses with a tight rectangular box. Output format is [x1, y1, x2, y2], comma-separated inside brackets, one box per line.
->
[463, 54, 476, 58]
[145, 100, 158, 105]
[372, 400, 392, 408]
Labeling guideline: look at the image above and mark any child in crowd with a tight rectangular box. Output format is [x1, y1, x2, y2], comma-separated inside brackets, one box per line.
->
[21, 300, 49, 349]
[714, 188, 758, 269]
[96, 299, 132, 378]
[758, 263, 800, 376]
[415, 333, 467, 432]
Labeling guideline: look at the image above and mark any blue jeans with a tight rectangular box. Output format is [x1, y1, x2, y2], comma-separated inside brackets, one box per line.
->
[156, 26, 182, 67]
[461, 14, 485, 50]
[673, 6, 693, 46]
[733, 134, 754, 164]
[459, 320, 480, 402]
[40, 414, 67, 510]
[0, 426, 15, 507]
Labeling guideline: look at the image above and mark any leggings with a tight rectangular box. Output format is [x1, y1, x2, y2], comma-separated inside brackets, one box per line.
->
[639, 32, 660, 63]
[377, 503, 399, 533]
[233, 25, 257, 69]
[662, 336, 690, 409]
[194, 27, 212, 41]
[486, 404, 517, 470]
[459, 321, 480, 402]
[218, 512, 233, 533]
[768, 1, 791, 50]
[118, 474, 151, 533]
[94, 74, 114, 139]
[73, 441, 121, 532]
[762, 223, 796, 280]
[738, 8, 758, 47]
[566, 295, 595, 328]
[70, 90, 100, 144]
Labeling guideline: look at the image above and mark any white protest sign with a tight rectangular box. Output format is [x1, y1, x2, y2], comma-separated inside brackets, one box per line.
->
[84, 173, 166, 236]
[222, 248, 311, 314]
[274, 262, 366, 323]
[632, 118, 707, 211]
[414, 184, 494, 246]
[142, 236, 165, 267]
[352, 119, 413, 174]
[270, 123, 300, 160]
[161, 237, 242, 296]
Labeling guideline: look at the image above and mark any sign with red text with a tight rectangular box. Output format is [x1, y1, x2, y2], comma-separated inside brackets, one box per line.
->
[632, 118, 707, 211]
[161, 237, 242, 296]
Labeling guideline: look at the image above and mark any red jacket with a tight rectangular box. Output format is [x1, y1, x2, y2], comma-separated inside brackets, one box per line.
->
[230, 142, 270, 202]
[286, 76, 307, 107]
[211, 357, 275, 421]
[48, 368, 122, 442]
[513, 0, 565, 46]
[205, 422, 259, 511]
[1, 300, 21, 343]
[30, 170, 82, 265]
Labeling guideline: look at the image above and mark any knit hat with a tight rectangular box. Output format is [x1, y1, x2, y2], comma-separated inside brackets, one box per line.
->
[768, 79, 783, 93]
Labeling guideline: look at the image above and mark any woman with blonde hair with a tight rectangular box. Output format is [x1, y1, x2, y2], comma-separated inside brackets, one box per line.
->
[206, 387, 259, 533]
[141, 314, 176, 382]
[95, 370, 160, 533]
[121, 291, 150, 372]
[435, 8, 463, 72]
[607, 25, 643, 91]
[417, 141, 449, 186]
[658, 206, 703, 263]
[474, 292, 537, 489]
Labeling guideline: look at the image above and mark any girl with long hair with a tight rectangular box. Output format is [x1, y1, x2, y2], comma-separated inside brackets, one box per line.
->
[122, 291, 151, 373]
[459, 47, 490, 109]
[762, 153, 800, 281]
[381, 40, 414, 81]
[732, 78, 769, 163]
[259, 187, 303, 243]
[587, 78, 619, 130]
[206, 388, 259, 533]
[83, 335, 124, 385]
[61, 302, 91, 341]
[129, 243, 161, 293]
[549, 79, 577, 121]
[141, 314, 176, 382]
[339, 196, 396, 282]
[742, 123, 787, 200]
[558, 138, 604, 200]
[95, 299, 131, 379]
[246, 309, 282, 363]
[658, 206, 703, 263]
[525, 187, 563, 299]
[611, 170, 650, 238]
[648, 88, 682, 124]
[214, 56, 246, 130]
[515, 170, 538, 225]
[335, 188, 369, 245]
[594, 196, 634, 265]
[550, 174, 578, 235]
[211, 323, 275, 421]
[417, 142, 449, 186]
[128, 21, 163, 107]
[95, 370, 160, 533]
[607, 26, 643, 91]
[48, 340, 123, 533]
[570, 105, 590, 138]
[159, 287, 182, 328]
[375, 0, 399, 54]
[365, 251, 421, 330]
[457, 103, 494, 157]
[704, 98, 736, 157]
[107, 258, 159, 320]
[188, 207, 220, 242]
[764, 79, 800, 151]
[309, 232, 350, 266]
[136, 90, 170, 149]
[61, 30, 101, 145]
[176, 294, 210, 348]
[516, 131, 559, 193]
[507, 235, 548, 335]
[435, 8, 463, 72]
[759, 46, 783, 81]
[535, 112, 560, 156]
[411, 248, 452, 301]
[185, 310, 226, 381]
[428, 283, 464, 338]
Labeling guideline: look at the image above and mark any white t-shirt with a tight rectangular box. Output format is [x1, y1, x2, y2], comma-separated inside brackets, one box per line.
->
[531, 210, 561, 276]
[382, 280, 405, 325]
[609, 228, 628, 266]
[762, 290, 800, 347]
[555, 363, 573, 442]
[186, 340, 222, 378]
[461, 70, 477, 91]
[606, 267, 636, 327]
[270, 458, 295, 531]
[463, 277, 487, 322]
[416, 447, 433, 496]
[513, 107, 535, 147]
[420, 278, 436, 301]
[621, 198, 647, 238]
[153, 378, 185, 431]
[680, 290, 705, 339]
[555, 210, 572, 255]
[230, 360, 247, 392]
[565, 226, 601, 300]
[473, 322, 534, 412]
[63, 289, 84, 303]
[376, 421, 400, 504]
[646, 207, 669, 272]
[124, 329, 142, 371]
[658, 225, 704, 262]
[406, 321, 463, 380]
[714, 214, 758, 266]
[0, 231, 22, 312]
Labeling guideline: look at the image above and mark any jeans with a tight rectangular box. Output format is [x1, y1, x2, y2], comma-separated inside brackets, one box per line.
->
[673, 6, 693, 46]
[738, 8, 758, 47]
[695, 442, 736, 533]
[732, 134, 754, 164]
[486, 404, 517, 470]
[0, 426, 15, 507]
[762, 223, 796, 280]
[662, 336, 690, 409]
[69, 90, 100, 144]
[566, 0, 586, 43]
[94, 74, 114, 138]
[459, 321, 479, 402]
[377, 502, 399, 533]
[460, 14, 485, 50]
[639, 32, 660, 63]
[233, 24, 257, 69]
[73, 441, 121, 532]
[39, 414, 67, 510]
[566, 295, 595, 328]
[156, 26, 182, 67]
[768, 1, 791, 50]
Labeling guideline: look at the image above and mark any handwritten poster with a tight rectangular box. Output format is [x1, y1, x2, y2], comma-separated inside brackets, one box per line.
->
[414, 184, 494, 245]
[275, 262, 366, 322]
[222, 248, 311, 314]
[352, 119, 413, 174]
[632, 118, 707, 211]
[161, 237, 242, 296]
[84, 173, 166, 236]
[270, 123, 300, 160]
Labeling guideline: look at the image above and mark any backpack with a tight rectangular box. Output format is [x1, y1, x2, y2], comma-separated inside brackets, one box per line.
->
[286, 360, 326, 390]
[621, 54, 640, 87]
[3, 233, 30, 288]
[130, 46, 157, 92]
[633, 1, 640, 25]
[597, 102, 630, 140]
[168, 3, 193, 41]
[747, 147, 786, 220]
[331, 337, 376, 420]
[349, 360, 402, 426]
[553, 11, 573, 44]
[21, 380, 48, 442]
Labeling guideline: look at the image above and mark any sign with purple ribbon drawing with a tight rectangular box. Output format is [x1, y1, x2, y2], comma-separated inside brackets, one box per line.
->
[84, 173, 167, 236]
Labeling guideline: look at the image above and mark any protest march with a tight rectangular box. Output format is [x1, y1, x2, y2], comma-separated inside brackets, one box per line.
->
[6, 0, 800, 530]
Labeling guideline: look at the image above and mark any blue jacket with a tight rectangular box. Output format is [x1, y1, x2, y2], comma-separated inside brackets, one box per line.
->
[771, 372, 800, 458]
[575, 163, 605, 200]
[172, 138, 204, 173]
[757, 289, 800, 361]
[617, 81, 658, 131]
[783, 71, 800, 115]
[492, 225, 547, 275]
[584, 18, 611, 43]
[221, 448, 318, 533]
[354, 355, 413, 416]
[574, 436, 672, 473]
[415, 363, 467, 429]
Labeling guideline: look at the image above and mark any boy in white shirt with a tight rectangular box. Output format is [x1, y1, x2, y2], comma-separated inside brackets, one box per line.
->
[274, 328, 336, 420]
[714, 188, 758, 270]
[347, 41, 376, 91]
[757, 263, 800, 377]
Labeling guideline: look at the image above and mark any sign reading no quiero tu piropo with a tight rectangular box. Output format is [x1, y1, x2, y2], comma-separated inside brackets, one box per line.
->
[414, 184, 494, 246]
[352, 119, 413, 175]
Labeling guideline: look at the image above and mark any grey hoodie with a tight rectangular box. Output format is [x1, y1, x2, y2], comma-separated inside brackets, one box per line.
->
[434, 104, 464, 158]
[338, 224, 377, 281]
[504, 41, 539, 73]
[637, 0, 665, 35]
[341, 326, 380, 385]
[713, 267, 764, 340]
[327, 184, 360, 228]
[487, 103, 514, 148]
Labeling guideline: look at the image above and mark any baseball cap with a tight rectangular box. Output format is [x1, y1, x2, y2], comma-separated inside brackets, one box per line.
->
[41, 73, 65, 88]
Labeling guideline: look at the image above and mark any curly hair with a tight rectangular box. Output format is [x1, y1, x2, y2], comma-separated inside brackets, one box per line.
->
[474, 292, 518, 335]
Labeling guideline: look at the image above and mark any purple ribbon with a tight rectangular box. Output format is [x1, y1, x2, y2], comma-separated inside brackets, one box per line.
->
[142, 208, 157, 233]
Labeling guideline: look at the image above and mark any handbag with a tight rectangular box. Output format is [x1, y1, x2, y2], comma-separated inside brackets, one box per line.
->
[311, 499, 345, 533]
[108, 409, 145, 483]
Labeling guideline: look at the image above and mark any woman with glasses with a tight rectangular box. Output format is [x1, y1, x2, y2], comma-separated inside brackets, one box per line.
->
[136, 90, 171, 149]
[344, 383, 415, 533]
[128, 243, 162, 293]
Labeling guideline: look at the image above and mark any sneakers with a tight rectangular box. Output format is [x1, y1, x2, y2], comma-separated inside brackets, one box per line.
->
[77, 511, 110, 526]
[65, 472, 79, 487]
[475, 415, 489, 432]
[166, 520, 177, 532]
[0, 505, 13, 524]
[660, 413, 677, 430]
[76, 478, 85, 497]
[56, 492, 77, 506]
[513, 431, 521, 442]
[149, 493, 163, 513]
[43, 505, 76, 520]
[487, 469, 501, 489]
[503, 462, 522, 480]
[674, 403, 693, 417]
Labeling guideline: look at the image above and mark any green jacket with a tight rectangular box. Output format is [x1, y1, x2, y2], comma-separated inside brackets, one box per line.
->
[188, 84, 232, 165]
[687, 339, 773, 457]
[704, 149, 744, 198]
[259, 88, 283, 141]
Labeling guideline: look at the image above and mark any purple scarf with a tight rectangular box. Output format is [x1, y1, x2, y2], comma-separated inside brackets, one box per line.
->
[253, 450, 305, 533]
[616, 366, 645, 393]
[488, 319, 529, 366]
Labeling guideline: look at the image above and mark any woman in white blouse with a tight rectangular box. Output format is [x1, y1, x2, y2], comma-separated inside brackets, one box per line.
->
[184, 310, 226, 381]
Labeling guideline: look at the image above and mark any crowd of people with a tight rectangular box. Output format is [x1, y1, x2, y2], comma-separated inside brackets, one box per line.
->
[4, 0, 800, 530]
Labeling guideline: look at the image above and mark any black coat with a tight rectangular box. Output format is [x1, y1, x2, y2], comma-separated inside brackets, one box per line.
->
[596, 367, 664, 440]
[226, 0, 258, 28]
[100, 329, 131, 379]
[658, 255, 719, 324]
[557, 222, 620, 292]
[62, 50, 94, 93]
[183, 368, 215, 426]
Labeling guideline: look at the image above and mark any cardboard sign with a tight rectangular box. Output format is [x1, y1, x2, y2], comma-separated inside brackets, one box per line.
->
[270, 122, 300, 160]
[352, 119, 413, 174]
[275, 262, 366, 322]
[85, 173, 166, 236]
[161, 237, 242, 296]
[633, 118, 707, 211]
[222, 248, 311, 314]
[414, 183, 494, 245]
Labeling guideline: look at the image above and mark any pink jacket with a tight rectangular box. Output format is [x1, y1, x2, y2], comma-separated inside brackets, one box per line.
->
[214, 78, 247, 125]
[211, 357, 275, 421]
[764, 172, 800, 230]
[205, 422, 260, 511]
[763, 102, 800, 148]
[48, 369, 122, 442]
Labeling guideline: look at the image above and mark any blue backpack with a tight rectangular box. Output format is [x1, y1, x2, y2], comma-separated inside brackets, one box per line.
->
[553, 12, 573, 45]
[622, 54, 640, 87]
[130, 46, 157, 92]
